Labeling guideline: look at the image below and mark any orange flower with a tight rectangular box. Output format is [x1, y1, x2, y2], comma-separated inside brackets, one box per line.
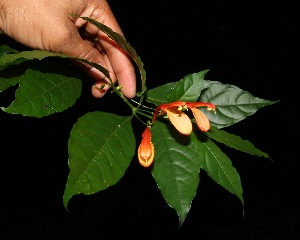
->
[190, 107, 211, 132]
[153, 101, 216, 134]
[165, 107, 192, 135]
[138, 101, 215, 167]
[138, 127, 154, 167]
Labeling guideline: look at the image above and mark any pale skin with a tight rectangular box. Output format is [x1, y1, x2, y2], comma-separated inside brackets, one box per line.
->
[0, 0, 136, 98]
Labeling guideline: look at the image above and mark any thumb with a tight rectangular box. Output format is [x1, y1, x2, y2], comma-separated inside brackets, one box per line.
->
[56, 29, 115, 98]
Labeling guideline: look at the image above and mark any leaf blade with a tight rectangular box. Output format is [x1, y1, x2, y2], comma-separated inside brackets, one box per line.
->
[2, 66, 82, 117]
[192, 132, 244, 206]
[63, 112, 135, 209]
[199, 81, 279, 129]
[146, 70, 210, 105]
[206, 126, 271, 159]
[151, 121, 201, 226]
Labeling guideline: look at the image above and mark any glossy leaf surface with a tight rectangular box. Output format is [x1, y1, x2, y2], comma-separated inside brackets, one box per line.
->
[199, 81, 279, 128]
[63, 111, 135, 209]
[151, 121, 201, 226]
[146, 70, 211, 105]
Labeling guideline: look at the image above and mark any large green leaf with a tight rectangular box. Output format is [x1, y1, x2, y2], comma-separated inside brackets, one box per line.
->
[146, 70, 210, 105]
[63, 111, 135, 209]
[191, 131, 244, 206]
[151, 121, 201, 227]
[199, 81, 280, 129]
[206, 126, 271, 159]
[2, 66, 82, 117]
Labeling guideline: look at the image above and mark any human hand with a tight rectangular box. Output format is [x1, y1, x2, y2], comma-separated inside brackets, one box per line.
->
[0, 0, 136, 98]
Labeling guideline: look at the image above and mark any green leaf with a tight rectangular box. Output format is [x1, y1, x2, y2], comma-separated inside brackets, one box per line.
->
[0, 44, 18, 56]
[191, 131, 244, 207]
[151, 121, 201, 227]
[145, 82, 177, 104]
[199, 81, 280, 128]
[146, 70, 211, 105]
[1, 60, 42, 92]
[0, 50, 64, 92]
[206, 126, 271, 159]
[76, 16, 147, 96]
[0, 50, 111, 82]
[0, 76, 19, 92]
[167, 70, 209, 102]
[2, 65, 82, 117]
[63, 112, 135, 209]
[0, 50, 65, 67]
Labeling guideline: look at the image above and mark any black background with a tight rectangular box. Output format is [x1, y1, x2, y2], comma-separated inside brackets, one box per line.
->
[0, 1, 298, 239]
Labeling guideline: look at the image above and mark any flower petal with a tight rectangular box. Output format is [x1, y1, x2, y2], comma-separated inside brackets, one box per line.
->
[190, 107, 210, 132]
[166, 107, 192, 135]
[138, 127, 155, 167]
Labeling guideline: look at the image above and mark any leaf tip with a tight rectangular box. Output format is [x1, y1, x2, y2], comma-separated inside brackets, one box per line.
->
[63, 190, 73, 212]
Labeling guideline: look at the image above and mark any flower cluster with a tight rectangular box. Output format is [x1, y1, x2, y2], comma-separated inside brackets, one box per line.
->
[138, 101, 216, 168]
